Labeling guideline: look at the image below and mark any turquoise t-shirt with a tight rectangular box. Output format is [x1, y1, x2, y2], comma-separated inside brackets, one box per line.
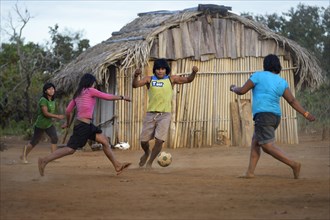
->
[250, 71, 288, 117]
[34, 97, 56, 129]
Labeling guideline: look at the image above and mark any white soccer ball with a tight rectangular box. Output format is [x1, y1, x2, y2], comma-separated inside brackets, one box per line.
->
[157, 151, 172, 167]
[114, 142, 130, 150]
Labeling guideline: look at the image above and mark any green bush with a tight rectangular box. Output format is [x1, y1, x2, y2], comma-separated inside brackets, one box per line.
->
[0, 120, 31, 137]
[296, 83, 330, 133]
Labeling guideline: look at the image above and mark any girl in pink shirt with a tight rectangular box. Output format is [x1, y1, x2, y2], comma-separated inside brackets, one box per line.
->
[38, 73, 131, 176]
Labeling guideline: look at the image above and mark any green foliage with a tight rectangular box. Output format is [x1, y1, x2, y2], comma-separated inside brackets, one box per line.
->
[1, 22, 89, 131]
[47, 24, 90, 71]
[254, 4, 327, 58]
[0, 119, 31, 136]
[254, 13, 287, 33]
[1, 5, 90, 134]
[0, 42, 45, 128]
[283, 5, 324, 54]
[321, 7, 330, 79]
[297, 83, 330, 131]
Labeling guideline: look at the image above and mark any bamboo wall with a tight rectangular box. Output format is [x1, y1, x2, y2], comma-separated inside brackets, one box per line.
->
[112, 56, 299, 150]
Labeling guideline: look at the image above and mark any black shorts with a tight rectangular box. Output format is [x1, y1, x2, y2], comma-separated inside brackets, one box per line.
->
[253, 112, 281, 145]
[67, 120, 102, 149]
[30, 125, 58, 146]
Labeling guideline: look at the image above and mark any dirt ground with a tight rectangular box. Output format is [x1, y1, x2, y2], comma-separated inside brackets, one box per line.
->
[1, 134, 329, 220]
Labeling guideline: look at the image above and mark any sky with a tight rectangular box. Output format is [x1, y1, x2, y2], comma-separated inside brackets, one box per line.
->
[1, 0, 329, 46]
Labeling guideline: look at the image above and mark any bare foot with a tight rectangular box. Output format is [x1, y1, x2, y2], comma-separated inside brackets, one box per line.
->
[20, 145, 29, 164]
[38, 158, 46, 176]
[139, 153, 149, 167]
[116, 162, 132, 175]
[238, 172, 255, 179]
[19, 155, 29, 164]
[293, 162, 301, 179]
[145, 163, 153, 169]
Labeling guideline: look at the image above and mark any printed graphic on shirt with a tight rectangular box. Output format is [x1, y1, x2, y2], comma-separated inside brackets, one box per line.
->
[151, 81, 164, 87]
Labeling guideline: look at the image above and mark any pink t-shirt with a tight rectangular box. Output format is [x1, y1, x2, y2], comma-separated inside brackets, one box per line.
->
[66, 88, 115, 119]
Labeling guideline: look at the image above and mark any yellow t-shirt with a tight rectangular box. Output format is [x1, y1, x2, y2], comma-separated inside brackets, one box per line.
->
[147, 75, 172, 112]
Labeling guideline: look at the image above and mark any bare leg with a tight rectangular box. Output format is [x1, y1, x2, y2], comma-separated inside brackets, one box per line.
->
[139, 141, 150, 167]
[51, 144, 57, 153]
[240, 137, 260, 178]
[146, 138, 163, 168]
[261, 142, 301, 179]
[21, 142, 57, 164]
[96, 134, 131, 175]
[20, 143, 34, 163]
[38, 147, 75, 176]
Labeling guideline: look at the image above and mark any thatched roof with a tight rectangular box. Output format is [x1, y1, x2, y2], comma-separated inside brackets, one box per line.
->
[52, 4, 324, 95]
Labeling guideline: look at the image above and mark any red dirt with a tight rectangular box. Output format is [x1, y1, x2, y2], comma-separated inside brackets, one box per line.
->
[1, 134, 329, 220]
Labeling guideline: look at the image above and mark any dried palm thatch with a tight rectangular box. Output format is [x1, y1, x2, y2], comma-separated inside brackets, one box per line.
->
[228, 13, 324, 90]
[52, 5, 324, 95]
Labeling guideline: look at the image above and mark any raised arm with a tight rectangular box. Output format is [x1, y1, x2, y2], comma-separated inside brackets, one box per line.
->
[170, 66, 198, 85]
[230, 79, 254, 95]
[282, 88, 315, 121]
[132, 68, 151, 88]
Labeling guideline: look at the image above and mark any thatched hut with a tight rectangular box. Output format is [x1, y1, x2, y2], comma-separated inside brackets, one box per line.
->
[52, 4, 324, 149]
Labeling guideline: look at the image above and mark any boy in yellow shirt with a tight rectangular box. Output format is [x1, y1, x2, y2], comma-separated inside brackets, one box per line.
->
[133, 59, 198, 168]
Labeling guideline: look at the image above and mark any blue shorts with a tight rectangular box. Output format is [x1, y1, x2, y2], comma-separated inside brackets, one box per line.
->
[67, 120, 102, 149]
[253, 112, 281, 145]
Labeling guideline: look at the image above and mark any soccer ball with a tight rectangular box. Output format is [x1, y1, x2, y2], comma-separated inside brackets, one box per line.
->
[114, 142, 130, 150]
[157, 151, 172, 167]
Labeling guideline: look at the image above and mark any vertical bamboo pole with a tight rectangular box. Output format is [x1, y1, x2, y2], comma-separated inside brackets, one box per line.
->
[169, 61, 177, 148]
[207, 71, 212, 146]
[192, 60, 199, 147]
[185, 59, 193, 147]
[197, 62, 204, 147]
[176, 60, 186, 148]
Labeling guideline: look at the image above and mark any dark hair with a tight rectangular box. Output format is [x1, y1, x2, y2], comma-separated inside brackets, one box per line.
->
[73, 73, 96, 99]
[263, 54, 282, 74]
[42, 82, 56, 101]
[153, 59, 171, 75]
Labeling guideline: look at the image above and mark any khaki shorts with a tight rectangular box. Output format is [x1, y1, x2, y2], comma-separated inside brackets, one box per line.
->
[140, 112, 171, 142]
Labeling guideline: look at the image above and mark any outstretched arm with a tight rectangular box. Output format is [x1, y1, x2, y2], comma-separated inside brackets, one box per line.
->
[230, 79, 254, 95]
[132, 69, 151, 88]
[282, 88, 315, 121]
[41, 106, 64, 120]
[90, 88, 131, 102]
[171, 66, 198, 84]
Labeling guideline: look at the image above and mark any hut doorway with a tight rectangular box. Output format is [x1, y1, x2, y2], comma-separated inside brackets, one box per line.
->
[95, 65, 117, 145]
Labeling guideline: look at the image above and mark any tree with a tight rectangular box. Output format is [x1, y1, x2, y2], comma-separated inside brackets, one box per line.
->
[46, 24, 90, 73]
[253, 4, 327, 62]
[321, 7, 330, 78]
[282, 4, 326, 59]
[0, 3, 90, 132]
[1, 3, 43, 124]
